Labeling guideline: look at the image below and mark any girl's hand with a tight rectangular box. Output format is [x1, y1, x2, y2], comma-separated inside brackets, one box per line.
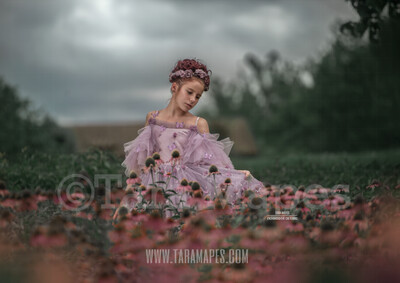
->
[239, 170, 251, 179]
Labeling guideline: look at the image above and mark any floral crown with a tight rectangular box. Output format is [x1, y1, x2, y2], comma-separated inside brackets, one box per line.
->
[169, 59, 211, 91]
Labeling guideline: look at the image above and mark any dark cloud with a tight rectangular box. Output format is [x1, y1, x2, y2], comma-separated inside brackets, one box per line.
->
[0, 0, 357, 125]
[0, 0, 79, 28]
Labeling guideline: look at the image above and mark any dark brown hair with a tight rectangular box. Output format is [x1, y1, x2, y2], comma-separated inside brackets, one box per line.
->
[169, 58, 212, 91]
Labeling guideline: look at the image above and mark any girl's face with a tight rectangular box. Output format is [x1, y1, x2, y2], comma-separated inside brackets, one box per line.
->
[172, 78, 205, 112]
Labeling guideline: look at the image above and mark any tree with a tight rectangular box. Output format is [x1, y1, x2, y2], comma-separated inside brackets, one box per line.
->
[0, 77, 75, 157]
[341, 0, 400, 42]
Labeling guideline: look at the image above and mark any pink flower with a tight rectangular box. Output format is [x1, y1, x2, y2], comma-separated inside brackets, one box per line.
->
[194, 69, 207, 78]
[176, 185, 191, 194]
[126, 177, 141, 184]
[184, 69, 193, 78]
[308, 187, 331, 194]
[171, 70, 185, 79]
[366, 180, 381, 189]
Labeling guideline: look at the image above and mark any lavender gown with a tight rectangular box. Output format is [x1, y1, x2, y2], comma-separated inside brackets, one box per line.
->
[121, 111, 264, 209]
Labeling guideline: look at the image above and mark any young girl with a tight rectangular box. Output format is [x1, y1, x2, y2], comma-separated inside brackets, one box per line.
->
[119, 58, 264, 212]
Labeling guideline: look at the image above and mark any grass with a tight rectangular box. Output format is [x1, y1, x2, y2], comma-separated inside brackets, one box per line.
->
[1, 147, 399, 201]
[0, 148, 125, 192]
[232, 147, 400, 199]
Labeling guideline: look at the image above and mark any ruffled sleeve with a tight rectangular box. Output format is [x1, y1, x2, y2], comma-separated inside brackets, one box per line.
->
[182, 131, 235, 169]
[121, 125, 159, 176]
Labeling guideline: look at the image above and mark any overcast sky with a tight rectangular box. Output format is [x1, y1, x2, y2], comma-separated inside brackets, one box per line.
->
[0, 0, 357, 126]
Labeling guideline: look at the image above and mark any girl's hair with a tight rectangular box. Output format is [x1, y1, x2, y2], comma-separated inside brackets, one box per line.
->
[169, 58, 212, 91]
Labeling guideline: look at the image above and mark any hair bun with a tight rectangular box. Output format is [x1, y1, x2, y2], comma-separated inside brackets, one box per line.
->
[169, 58, 212, 91]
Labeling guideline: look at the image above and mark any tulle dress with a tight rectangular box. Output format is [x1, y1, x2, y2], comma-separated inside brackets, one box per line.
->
[121, 110, 264, 209]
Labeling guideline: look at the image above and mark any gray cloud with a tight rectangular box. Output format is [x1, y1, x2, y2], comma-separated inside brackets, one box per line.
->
[0, 0, 357, 125]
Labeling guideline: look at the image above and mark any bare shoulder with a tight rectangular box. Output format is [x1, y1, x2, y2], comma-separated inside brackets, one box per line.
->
[197, 117, 210, 134]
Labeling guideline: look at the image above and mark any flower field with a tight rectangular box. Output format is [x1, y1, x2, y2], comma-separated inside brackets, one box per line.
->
[1, 149, 400, 283]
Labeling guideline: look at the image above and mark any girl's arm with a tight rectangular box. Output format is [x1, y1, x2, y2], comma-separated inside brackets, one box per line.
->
[197, 117, 210, 134]
[198, 118, 252, 179]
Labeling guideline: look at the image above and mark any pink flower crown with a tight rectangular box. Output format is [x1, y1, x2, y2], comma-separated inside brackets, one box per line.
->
[169, 69, 210, 90]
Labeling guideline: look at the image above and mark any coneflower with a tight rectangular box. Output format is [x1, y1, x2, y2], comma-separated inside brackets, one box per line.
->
[145, 157, 156, 185]
[145, 157, 156, 168]
[171, 150, 180, 159]
[208, 165, 219, 174]
[191, 182, 201, 191]
[208, 165, 220, 198]
[193, 190, 203, 198]
[137, 185, 147, 193]
[145, 188, 165, 205]
[152, 152, 161, 160]
[127, 170, 141, 186]
[129, 171, 138, 179]
[169, 150, 181, 167]
[263, 182, 271, 189]
[223, 178, 232, 191]
[177, 179, 191, 194]
[152, 152, 164, 166]
[118, 206, 129, 216]
[182, 207, 191, 218]
[249, 196, 264, 212]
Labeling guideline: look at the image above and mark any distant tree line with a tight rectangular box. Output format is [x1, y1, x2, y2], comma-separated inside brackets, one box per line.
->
[0, 77, 75, 158]
[201, 1, 399, 152]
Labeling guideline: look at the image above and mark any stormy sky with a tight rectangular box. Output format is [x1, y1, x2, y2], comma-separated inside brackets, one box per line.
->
[0, 0, 357, 126]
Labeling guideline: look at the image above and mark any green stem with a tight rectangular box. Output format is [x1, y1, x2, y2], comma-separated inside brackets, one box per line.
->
[150, 166, 155, 186]
[179, 193, 184, 210]
[165, 164, 175, 191]
[212, 174, 217, 199]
